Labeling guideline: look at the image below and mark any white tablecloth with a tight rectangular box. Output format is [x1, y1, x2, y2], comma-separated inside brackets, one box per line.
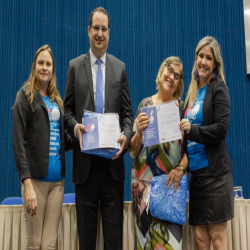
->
[0, 200, 249, 250]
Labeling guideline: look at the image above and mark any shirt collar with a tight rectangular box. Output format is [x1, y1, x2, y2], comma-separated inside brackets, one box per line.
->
[89, 49, 106, 67]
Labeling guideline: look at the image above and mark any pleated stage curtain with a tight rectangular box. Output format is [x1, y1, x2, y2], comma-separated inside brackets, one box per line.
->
[0, 200, 250, 250]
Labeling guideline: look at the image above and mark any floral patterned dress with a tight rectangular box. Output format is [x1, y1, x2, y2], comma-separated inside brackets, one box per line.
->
[131, 97, 185, 250]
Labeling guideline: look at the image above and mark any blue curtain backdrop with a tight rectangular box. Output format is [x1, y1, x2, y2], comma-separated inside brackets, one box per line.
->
[1, 0, 249, 202]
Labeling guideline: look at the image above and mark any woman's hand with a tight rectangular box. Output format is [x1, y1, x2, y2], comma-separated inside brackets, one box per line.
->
[166, 168, 184, 191]
[23, 178, 37, 216]
[180, 118, 191, 133]
[135, 113, 150, 136]
[129, 113, 149, 158]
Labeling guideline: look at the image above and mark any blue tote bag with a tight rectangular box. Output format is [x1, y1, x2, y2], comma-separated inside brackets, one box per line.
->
[150, 174, 187, 225]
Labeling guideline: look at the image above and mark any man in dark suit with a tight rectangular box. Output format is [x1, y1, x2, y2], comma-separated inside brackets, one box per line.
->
[64, 7, 133, 250]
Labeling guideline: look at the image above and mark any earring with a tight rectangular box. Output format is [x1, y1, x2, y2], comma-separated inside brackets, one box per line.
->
[213, 68, 219, 81]
[193, 70, 198, 80]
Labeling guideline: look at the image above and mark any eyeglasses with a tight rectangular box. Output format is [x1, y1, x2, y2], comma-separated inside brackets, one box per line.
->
[167, 64, 181, 81]
[90, 25, 109, 33]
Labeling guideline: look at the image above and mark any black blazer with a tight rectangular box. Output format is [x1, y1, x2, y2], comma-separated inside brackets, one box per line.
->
[13, 87, 66, 182]
[64, 51, 133, 184]
[186, 78, 233, 176]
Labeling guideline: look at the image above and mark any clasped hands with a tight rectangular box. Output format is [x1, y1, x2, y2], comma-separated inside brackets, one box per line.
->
[76, 124, 127, 160]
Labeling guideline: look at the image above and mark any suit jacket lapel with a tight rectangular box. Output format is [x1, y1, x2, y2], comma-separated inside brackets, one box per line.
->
[203, 80, 214, 126]
[105, 53, 112, 112]
[83, 51, 95, 108]
[34, 91, 48, 111]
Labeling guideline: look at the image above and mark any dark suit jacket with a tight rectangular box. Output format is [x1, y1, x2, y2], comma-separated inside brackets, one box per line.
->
[13, 87, 66, 182]
[186, 78, 233, 176]
[64, 51, 133, 184]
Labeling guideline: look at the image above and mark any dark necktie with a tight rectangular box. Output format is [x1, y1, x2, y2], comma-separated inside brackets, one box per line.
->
[95, 59, 104, 114]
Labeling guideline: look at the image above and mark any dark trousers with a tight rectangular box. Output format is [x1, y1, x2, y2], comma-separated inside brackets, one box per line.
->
[75, 157, 124, 250]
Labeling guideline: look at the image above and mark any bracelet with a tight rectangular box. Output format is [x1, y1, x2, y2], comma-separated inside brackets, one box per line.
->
[177, 165, 187, 175]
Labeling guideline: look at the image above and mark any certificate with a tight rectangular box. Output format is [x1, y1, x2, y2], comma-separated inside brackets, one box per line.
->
[141, 100, 182, 147]
[83, 113, 120, 151]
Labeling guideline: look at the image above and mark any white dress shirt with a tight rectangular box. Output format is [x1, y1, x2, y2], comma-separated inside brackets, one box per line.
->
[74, 49, 106, 137]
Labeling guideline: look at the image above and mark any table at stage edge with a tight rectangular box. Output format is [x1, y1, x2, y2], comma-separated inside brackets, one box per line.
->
[0, 200, 249, 250]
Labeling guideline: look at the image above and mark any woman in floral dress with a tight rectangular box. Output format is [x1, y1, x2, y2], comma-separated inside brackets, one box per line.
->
[129, 56, 188, 250]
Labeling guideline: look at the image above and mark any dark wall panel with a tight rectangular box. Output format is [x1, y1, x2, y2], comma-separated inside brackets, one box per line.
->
[1, 0, 249, 202]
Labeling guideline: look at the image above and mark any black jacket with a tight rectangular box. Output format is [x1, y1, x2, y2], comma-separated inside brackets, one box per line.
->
[64, 52, 133, 184]
[13, 87, 66, 182]
[186, 78, 233, 176]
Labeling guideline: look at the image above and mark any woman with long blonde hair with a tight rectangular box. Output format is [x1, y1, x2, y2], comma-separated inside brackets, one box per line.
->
[13, 45, 66, 249]
[180, 36, 234, 250]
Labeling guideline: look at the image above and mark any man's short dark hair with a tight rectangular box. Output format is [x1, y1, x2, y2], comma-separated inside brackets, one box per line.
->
[89, 7, 110, 28]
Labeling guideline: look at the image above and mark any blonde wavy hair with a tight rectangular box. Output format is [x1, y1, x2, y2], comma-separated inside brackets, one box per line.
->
[184, 36, 226, 108]
[15, 45, 63, 109]
[155, 56, 184, 100]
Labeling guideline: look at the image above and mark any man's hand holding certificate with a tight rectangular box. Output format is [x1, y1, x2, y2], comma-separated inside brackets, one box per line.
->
[141, 100, 181, 147]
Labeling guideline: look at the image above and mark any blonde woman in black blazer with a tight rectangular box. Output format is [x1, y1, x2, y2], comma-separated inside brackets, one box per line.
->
[180, 36, 234, 250]
[13, 45, 66, 250]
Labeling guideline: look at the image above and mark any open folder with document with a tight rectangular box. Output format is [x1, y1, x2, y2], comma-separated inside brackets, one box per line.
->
[81, 110, 120, 159]
[141, 100, 182, 147]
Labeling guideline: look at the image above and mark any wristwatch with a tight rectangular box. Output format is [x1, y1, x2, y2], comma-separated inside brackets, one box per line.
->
[178, 165, 187, 175]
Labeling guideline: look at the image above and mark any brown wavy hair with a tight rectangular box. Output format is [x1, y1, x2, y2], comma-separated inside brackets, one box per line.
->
[15, 45, 63, 109]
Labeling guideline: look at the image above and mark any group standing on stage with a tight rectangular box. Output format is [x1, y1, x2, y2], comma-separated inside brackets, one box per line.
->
[12, 7, 233, 250]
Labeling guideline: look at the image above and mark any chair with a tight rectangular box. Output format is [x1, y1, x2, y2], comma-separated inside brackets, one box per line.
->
[1, 194, 76, 205]
[1, 197, 23, 205]
[63, 193, 75, 204]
